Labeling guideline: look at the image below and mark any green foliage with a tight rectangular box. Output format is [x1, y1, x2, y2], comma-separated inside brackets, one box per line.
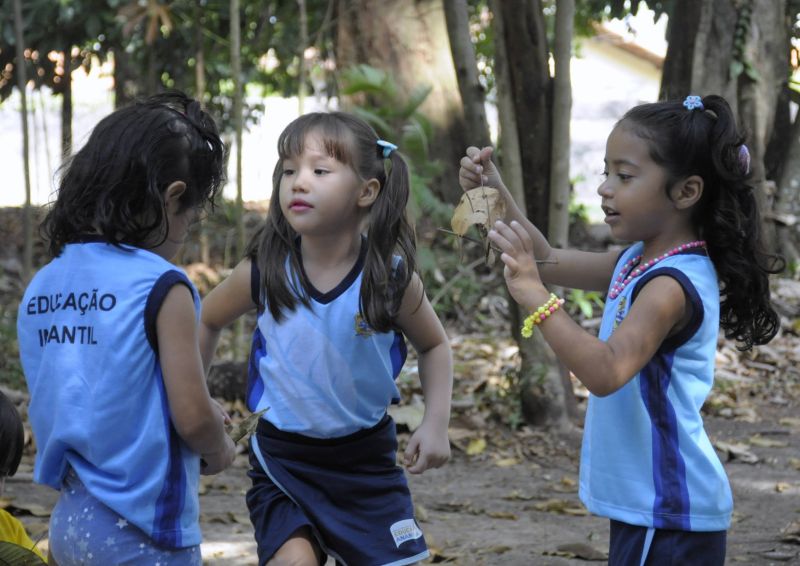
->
[566, 289, 605, 319]
[339, 64, 450, 226]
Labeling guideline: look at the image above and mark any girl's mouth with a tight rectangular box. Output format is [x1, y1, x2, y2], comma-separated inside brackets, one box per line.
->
[289, 199, 312, 211]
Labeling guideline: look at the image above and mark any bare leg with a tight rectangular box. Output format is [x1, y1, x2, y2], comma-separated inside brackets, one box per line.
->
[266, 527, 323, 566]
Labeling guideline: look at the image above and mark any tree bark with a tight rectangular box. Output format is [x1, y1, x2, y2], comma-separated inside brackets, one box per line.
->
[494, 0, 551, 228]
[548, 0, 574, 250]
[13, 0, 32, 281]
[61, 46, 73, 160]
[493, 0, 572, 431]
[660, 0, 791, 257]
[443, 0, 491, 148]
[230, 0, 246, 357]
[335, 0, 469, 203]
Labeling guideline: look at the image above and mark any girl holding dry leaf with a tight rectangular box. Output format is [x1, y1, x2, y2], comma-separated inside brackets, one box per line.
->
[200, 112, 452, 566]
[459, 95, 782, 565]
[16, 92, 235, 565]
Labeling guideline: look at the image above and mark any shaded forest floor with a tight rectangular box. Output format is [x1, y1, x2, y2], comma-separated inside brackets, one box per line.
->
[1, 207, 800, 564]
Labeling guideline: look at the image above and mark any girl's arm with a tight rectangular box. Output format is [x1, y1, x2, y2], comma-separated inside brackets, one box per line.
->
[199, 258, 257, 371]
[394, 273, 453, 474]
[490, 221, 688, 396]
[157, 284, 235, 474]
[459, 146, 618, 291]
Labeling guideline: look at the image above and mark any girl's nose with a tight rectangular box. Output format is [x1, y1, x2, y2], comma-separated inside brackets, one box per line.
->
[597, 177, 612, 198]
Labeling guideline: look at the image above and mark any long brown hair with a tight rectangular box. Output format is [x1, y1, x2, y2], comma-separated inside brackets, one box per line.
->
[246, 112, 416, 333]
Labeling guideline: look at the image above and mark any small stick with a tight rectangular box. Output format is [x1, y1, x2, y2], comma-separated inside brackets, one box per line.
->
[437, 228, 558, 264]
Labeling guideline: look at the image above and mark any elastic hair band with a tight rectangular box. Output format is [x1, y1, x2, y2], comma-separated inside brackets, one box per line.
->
[738, 144, 751, 175]
[377, 139, 398, 158]
[683, 95, 704, 111]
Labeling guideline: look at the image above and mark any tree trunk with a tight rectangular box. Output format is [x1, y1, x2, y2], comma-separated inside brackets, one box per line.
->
[335, 0, 469, 203]
[112, 46, 136, 108]
[660, 0, 790, 257]
[774, 109, 800, 266]
[494, 0, 551, 228]
[443, 0, 491, 148]
[298, 0, 309, 114]
[493, 1, 572, 431]
[231, 0, 246, 358]
[61, 45, 73, 160]
[13, 0, 32, 281]
[195, 0, 210, 266]
[548, 0, 574, 250]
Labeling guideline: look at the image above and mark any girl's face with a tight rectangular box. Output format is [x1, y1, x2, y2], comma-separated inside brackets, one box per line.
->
[597, 125, 676, 243]
[278, 131, 371, 238]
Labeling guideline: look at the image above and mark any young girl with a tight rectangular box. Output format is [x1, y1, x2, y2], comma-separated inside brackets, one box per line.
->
[200, 111, 453, 565]
[16, 91, 237, 565]
[460, 94, 782, 565]
[0, 390, 48, 561]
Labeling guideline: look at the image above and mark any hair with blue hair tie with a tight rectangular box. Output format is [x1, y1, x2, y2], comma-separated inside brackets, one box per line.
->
[377, 139, 397, 158]
[683, 95, 704, 111]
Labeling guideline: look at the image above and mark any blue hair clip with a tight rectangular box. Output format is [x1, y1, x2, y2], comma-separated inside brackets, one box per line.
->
[377, 139, 398, 158]
[683, 95, 704, 111]
[738, 144, 751, 175]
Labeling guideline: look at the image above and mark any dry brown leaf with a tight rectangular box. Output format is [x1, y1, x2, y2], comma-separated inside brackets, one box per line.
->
[227, 408, 269, 443]
[451, 187, 506, 237]
[485, 510, 518, 520]
[714, 440, 759, 464]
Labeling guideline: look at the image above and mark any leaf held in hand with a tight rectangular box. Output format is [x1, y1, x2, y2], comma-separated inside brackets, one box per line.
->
[451, 187, 506, 237]
[226, 408, 269, 444]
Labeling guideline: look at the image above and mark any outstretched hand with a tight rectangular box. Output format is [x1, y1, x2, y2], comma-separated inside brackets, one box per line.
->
[488, 220, 549, 312]
[459, 146, 504, 192]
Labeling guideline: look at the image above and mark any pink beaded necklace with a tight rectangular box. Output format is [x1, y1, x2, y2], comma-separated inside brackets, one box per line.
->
[608, 240, 707, 300]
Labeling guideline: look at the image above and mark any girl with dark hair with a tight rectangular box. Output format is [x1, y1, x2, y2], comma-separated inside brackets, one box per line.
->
[200, 111, 452, 565]
[460, 94, 782, 565]
[17, 91, 236, 565]
[0, 391, 47, 561]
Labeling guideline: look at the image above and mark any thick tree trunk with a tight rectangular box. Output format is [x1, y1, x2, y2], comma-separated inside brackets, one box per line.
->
[493, 1, 572, 431]
[231, 0, 246, 357]
[194, 1, 211, 266]
[494, 0, 551, 228]
[660, 0, 790, 257]
[335, 0, 469, 203]
[443, 0, 491, 148]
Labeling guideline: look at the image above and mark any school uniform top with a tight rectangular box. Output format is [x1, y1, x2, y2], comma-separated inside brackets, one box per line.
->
[247, 240, 408, 438]
[579, 242, 732, 531]
[17, 239, 202, 548]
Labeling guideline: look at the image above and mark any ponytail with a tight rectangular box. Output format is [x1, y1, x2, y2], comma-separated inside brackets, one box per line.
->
[621, 95, 783, 349]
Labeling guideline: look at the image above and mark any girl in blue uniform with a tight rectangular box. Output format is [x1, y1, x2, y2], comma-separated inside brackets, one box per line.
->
[200, 111, 453, 566]
[17, 91, 237, 565]
[459, 94, 782, 565]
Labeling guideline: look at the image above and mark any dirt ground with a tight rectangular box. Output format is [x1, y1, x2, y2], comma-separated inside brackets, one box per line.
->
[7, 366, 800, 566]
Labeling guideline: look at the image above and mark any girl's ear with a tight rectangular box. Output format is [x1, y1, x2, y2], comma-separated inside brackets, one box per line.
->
[164, 181, 187, 208]
[671, 175, 703, 210]
[358, 178, 381, 208]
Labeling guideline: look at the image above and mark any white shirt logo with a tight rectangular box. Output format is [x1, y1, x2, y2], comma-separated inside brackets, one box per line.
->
[390, 519, 423, 548]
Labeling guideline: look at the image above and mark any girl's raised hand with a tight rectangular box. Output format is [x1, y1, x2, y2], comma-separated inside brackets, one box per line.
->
[459, 146, 504, 191]
[488, 220, 549, 311]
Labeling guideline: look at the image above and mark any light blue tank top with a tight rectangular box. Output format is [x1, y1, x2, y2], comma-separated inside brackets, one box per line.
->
[579, 242, 732, 531]
[247, 242, 407, 438]
[17, 240, 202, 548]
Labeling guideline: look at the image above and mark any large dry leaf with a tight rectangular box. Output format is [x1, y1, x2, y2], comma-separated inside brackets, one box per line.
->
[0, 542, 46, 566]
[451, 187, 506, 237]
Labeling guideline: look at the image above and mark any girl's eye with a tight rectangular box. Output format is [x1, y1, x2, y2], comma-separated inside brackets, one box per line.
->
[314, 169, 329, 175]
[618, 174, 632, 181]
[282, 169, 295, 176]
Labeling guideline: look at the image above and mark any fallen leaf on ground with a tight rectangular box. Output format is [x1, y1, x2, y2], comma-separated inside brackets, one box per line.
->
[714, 441, 759, 464]
[543, 542, 608, 561]
[532, 498, 588, 516]
[749, 435, 789, 448]
[466, 437, 487, 456]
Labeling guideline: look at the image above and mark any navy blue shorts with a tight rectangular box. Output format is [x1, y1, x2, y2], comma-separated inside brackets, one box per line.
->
[609, 519, 726, 566]
[246, 415, 429, 566]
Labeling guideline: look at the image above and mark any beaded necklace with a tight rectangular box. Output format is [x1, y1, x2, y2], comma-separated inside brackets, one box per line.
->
[608, 240, 707, 300]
